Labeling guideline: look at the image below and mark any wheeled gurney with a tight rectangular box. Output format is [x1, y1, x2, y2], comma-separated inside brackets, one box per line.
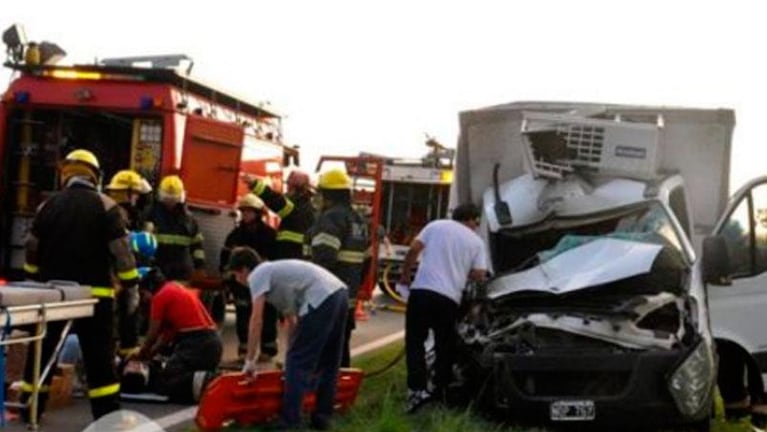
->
[0, 281, 97, 430]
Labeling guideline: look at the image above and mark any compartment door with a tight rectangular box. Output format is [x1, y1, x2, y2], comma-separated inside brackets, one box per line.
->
[180, 116, 244, 206]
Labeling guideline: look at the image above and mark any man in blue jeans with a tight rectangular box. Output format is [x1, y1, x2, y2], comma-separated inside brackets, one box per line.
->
[228, 247, 348, 430]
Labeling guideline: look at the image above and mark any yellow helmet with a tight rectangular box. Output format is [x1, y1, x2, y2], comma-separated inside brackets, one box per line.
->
[107, 170, 152, 194]
[158, 175, 186, 204]
[318, 168, 352, 190]
[237, 193, 264, 210]
[60, 149, 101, 186]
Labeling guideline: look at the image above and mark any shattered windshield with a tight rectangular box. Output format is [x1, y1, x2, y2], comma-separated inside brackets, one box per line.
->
[538, 202, 683, 263]
[491, 201, 685, 274]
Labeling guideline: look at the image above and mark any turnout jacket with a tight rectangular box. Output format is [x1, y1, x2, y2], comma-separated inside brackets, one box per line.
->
[251, 180, 315, 260]
[306, 203, 368, 300]
[25, 181, 138, 297]
[146, 203, 205, 281]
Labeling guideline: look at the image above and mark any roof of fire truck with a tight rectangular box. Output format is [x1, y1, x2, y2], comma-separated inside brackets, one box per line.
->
[4, 61, 282, 120]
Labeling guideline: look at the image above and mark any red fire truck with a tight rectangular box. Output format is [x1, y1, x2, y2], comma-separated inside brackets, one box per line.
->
[0, 27, 297, 280]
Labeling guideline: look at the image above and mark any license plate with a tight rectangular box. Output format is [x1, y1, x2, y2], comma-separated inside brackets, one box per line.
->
[550, 400, 596, 421]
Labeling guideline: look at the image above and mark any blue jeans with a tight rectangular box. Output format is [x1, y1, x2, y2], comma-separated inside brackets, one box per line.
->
[282, 289, 348, 428]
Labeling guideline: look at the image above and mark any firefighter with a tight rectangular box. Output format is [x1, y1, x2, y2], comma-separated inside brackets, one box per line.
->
[219, 193, 278, 358]
[22, 149, 139, 421]
[106, 169, 154, 355]
[131, 272, 222, 404]
[306, 168, 369, 367]
[228, 247, 348, 430]
[146, 175, 206, 282]
[242, 170, 316, 260]
[105, 169, 153, 231]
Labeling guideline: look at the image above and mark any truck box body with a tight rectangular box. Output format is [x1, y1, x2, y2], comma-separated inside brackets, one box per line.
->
[452, 101, 735, 246]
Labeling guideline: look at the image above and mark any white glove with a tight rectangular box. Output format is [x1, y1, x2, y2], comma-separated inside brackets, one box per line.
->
[242, 358, 257, 375]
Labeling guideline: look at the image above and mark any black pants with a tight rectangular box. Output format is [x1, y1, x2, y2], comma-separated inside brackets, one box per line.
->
[231, 282, 278, 356]
[718, 341, 765, 414]
[406, 289, 458, 393]
[117, 297, 139, 351]
[22, 297, 120, 420]
[341, 307, 356, 367]
[201, 290, 226, 326]
[160, 329, 222, 403]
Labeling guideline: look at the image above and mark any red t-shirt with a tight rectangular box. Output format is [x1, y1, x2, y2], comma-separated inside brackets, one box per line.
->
[150, 281, 215, 337]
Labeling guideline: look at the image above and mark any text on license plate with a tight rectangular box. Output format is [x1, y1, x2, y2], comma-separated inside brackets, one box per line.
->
[550, 400, 595, 421]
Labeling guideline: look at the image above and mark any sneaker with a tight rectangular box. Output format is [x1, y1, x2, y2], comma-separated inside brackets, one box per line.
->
[406, 389, 432, 414]
[309, 415, 331, 430]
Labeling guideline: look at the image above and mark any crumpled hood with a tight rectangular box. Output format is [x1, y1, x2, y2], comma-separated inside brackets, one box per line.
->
[487, 238, 663, 299]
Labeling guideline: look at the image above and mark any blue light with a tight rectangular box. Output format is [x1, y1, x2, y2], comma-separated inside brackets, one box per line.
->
[139, 96, 153, 110]
[14, 91, 30, 103]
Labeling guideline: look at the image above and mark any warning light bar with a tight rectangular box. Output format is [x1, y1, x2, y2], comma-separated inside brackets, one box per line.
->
[39, 69, 144, 81]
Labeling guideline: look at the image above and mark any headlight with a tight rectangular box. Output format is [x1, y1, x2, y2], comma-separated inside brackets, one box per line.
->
[668, 340, 714, 417]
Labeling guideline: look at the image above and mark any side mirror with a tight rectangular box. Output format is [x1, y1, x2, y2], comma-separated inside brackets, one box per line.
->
[702, 235, 731, 286]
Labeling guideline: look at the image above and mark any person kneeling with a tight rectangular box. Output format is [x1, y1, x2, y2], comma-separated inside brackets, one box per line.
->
[132, 271, 222, 403]
[228, 247, 348, 430]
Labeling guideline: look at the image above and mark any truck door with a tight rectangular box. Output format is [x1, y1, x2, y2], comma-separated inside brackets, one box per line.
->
[709, 177, 767, 359]
[179, 116, 244, 206]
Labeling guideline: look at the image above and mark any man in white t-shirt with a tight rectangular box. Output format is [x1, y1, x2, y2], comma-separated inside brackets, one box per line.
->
[398, 203, 488, 413]
[227, 248, 348, 430]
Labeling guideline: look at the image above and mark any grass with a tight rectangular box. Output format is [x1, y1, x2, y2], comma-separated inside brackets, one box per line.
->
[227, 342, 757, 432]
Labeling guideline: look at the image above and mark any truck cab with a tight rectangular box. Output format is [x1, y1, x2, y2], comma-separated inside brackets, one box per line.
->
[452, 103, 735, 430]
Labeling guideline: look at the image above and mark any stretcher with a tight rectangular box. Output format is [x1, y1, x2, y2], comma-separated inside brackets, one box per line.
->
[195, 368, 364, 431]
[0, 281, 97, 430]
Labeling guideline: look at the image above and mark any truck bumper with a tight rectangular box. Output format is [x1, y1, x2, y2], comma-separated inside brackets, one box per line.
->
[488, 347, 712, 429]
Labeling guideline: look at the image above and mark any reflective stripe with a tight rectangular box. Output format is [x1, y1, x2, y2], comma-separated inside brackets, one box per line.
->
[338, 250, 365, 264]
[91, 286, 115, 298]
[277, 199, 295, 219]
[252, 180, 267, 196]
[117, 268, 139, 281]
[302, 244, 311, 257]
[277, 230, 304, 244]
[21, 381, 49, 393]
[311, 233, 341, 250]
[88, 383, 120, 398]
[23, 263, 39, 274]
[192, 233, 204, 244]
[192, 249, 206, 260]
[118, 347, 140, 357]
[155, 234, 193, 246]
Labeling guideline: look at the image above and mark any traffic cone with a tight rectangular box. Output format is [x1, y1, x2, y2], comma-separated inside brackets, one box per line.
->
[354, 300, 369, 321]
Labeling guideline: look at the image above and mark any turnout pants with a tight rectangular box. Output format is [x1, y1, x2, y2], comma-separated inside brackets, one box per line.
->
[282, 289, 348, 428]
[232, 281, 278, 357]
[406, 289, 458, 394]
[21, 297, 120, 421]
[160, 329, 222, 404]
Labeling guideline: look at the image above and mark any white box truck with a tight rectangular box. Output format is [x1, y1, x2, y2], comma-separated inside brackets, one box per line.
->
[451, 101, 738, 430]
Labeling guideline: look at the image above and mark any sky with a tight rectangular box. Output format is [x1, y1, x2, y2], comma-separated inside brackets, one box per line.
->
[3, 1, 765, 190]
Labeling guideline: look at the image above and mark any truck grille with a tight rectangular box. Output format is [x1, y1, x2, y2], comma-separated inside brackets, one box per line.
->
[513, 370, 630, 397]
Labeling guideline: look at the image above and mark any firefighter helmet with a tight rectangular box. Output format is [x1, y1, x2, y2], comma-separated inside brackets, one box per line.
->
[130, 231, 158, 259]
[59, 149, 101, 186]
[158, 175, 186, 204]
[317, 168, 352, 190]
[287, 170, 312, 191]
[107, 170, 152, 194]
[237, 193, 264, 210]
